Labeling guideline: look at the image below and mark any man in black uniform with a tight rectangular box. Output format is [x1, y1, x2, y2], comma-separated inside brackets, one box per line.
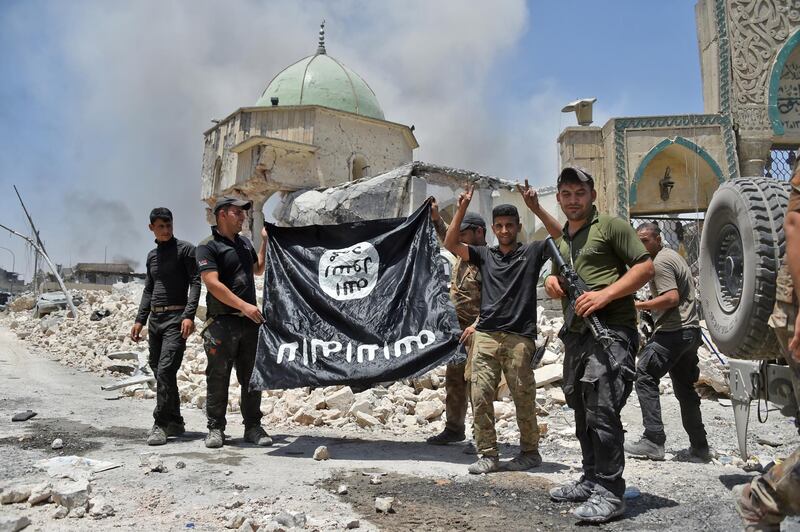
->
[544, 168, 654, 523]
[131, 207, 201, 446]
[196, 196, 270, 449]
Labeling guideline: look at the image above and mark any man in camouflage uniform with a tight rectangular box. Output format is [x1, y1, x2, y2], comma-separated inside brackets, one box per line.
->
[733, 170, 800, 531]
[443, 181, 562, 475]
[427, 200, 485, 445]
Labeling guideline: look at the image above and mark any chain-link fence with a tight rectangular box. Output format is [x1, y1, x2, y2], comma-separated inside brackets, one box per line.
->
[765, 145, 799, 181]
[630, 215, 704, 277]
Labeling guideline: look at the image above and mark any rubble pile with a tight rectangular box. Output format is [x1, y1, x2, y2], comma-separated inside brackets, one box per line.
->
[0, 478, 114, 522]
[0, 283, 730, 440]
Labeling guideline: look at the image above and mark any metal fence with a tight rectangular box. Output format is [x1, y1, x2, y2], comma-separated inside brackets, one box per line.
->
[629, 215, 704, 277]
[765, 145, 799, 181]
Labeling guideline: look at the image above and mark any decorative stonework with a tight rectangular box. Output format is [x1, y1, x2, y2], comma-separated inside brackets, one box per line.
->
[716, 0, 733, 114]
[613, 114, 738, 217]
[734, 104, 772, 133]
[716, 0, 800, 137]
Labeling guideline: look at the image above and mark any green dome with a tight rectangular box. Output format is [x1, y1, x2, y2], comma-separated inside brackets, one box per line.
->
[256, 53, 385, 120]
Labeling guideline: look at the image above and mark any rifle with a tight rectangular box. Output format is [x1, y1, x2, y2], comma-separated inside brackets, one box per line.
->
[544, 236, 619, 372]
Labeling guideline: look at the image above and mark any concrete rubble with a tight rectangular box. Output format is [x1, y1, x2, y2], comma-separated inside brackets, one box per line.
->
[0, 515, 31, 532]
[0, 282, 732, 449]
[0, 475, 114, 527]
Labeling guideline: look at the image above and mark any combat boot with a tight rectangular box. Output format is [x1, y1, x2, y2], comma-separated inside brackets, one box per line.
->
[504, 450, 542, 471]
[688, 444, 713, 463]
[147, 425, 167, 446]
[468, 455, 500, 474]
[243, 425, 273, 446]
[572, 485, 626, 523]
[165, 421, 185, 437]
[624, 436, 665, 460]
[426, 428, 466, 445]
[205, 428, 225, 448]
[549, 476, 596, 502]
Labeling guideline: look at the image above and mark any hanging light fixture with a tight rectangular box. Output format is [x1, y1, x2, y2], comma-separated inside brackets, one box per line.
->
[659, 166, 675, 201]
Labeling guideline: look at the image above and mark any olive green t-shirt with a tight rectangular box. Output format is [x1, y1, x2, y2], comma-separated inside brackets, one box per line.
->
[650, 247, 699, 332]
[552, 207, 649, 332]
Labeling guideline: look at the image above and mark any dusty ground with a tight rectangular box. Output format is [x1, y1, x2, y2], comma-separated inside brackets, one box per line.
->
[1, 326, 799, 531]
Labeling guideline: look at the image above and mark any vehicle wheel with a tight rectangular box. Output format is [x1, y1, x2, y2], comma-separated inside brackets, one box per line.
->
[699, 177, 790, 359]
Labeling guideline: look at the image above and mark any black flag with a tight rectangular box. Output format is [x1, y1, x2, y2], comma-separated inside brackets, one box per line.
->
[250, 200, 462, 390]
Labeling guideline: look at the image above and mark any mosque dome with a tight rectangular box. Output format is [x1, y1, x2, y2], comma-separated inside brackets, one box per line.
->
[255, 23, 385, 120]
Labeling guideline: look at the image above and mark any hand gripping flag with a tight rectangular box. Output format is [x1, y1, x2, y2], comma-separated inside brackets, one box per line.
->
[250, 200, 462, 390]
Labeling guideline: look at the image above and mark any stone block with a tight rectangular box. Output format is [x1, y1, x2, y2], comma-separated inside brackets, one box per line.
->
[325, 387, 355, 412]
[0, 515, 30, 532]
[52, 480, 91, 510]
[534, 364, 563, 387]
[0, 485, 31, 505]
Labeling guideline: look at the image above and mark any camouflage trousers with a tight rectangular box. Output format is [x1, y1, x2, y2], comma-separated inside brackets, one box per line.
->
[470, 331, 539, 457]
[444, 360, 470, 435]
[737, 300, 800, 528]
[770, 301, 800, 425]
[736, 448, 800, 530]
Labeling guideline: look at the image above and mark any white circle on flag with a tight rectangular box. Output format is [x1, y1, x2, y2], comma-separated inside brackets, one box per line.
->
[318, 242, 380, 300]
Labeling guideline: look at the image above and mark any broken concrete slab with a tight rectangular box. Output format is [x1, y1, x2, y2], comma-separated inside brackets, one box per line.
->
[0, 515, 31, 532]
[534, 364, 563, 387]
[51, 480, 91, 510]
[354, 411, 381, 428]
[27, 482, 52, 505]
[0, 485, 32, 504]
[414, 400, 444, 421]
[324, 387, 355, 412]
[35, 455, 120, 481]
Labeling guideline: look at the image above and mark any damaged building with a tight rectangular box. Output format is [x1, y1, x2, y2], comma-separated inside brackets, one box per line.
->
[200, 23, 564, 241]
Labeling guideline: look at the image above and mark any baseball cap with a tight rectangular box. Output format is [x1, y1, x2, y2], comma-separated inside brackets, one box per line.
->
[557, 167, 594, 188]
[460, 212, 486, 231]
[213, 195, 252, 213]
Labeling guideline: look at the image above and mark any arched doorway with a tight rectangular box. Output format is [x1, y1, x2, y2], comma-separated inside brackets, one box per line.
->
[629, 137, 723, 215]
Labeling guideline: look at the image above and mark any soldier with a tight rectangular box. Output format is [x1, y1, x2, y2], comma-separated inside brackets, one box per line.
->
[443, 181, 561, 475]
[131, 207, 201, 446]
[733, 170, 800, 530]
[427, 200, 485, 446]
[196, 196, 271, 449]
[544, 167, 654, 523]
[625, 222, 711, 462]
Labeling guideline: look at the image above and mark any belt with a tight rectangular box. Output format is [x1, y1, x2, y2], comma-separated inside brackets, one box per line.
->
[209, 312, 246, 319]
[151, 305, 185, 313]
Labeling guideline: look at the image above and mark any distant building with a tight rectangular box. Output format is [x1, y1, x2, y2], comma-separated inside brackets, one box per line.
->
[0, 268, 22, 294]
[71, 263, 139, 285]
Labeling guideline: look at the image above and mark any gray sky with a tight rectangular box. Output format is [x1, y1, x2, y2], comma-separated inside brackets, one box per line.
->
[0, 0, 702, 278]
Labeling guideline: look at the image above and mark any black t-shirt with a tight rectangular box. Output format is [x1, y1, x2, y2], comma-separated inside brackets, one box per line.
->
[135, 238, 201, 324]
[196, 227, 258, 317]
[467, 241, 547, 338]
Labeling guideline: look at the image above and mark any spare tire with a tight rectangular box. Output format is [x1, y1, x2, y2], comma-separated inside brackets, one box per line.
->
[699, 177, 790, 359]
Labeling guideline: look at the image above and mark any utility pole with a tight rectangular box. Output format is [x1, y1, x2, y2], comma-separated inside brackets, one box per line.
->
[0, 223, 78, 317]
[8, 186, 78, 317]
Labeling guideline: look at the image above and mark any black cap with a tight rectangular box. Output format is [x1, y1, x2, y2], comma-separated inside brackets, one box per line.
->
[213, 195, 252, 214]
[557, 166, 594, 188]
[459, 212, 486, 231]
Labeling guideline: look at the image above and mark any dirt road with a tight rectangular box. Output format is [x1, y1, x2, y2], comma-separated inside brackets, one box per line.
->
[1, 327, 798, 531]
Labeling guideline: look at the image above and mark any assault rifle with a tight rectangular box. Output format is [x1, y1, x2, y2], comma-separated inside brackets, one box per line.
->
[544, 236, 619, 372]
